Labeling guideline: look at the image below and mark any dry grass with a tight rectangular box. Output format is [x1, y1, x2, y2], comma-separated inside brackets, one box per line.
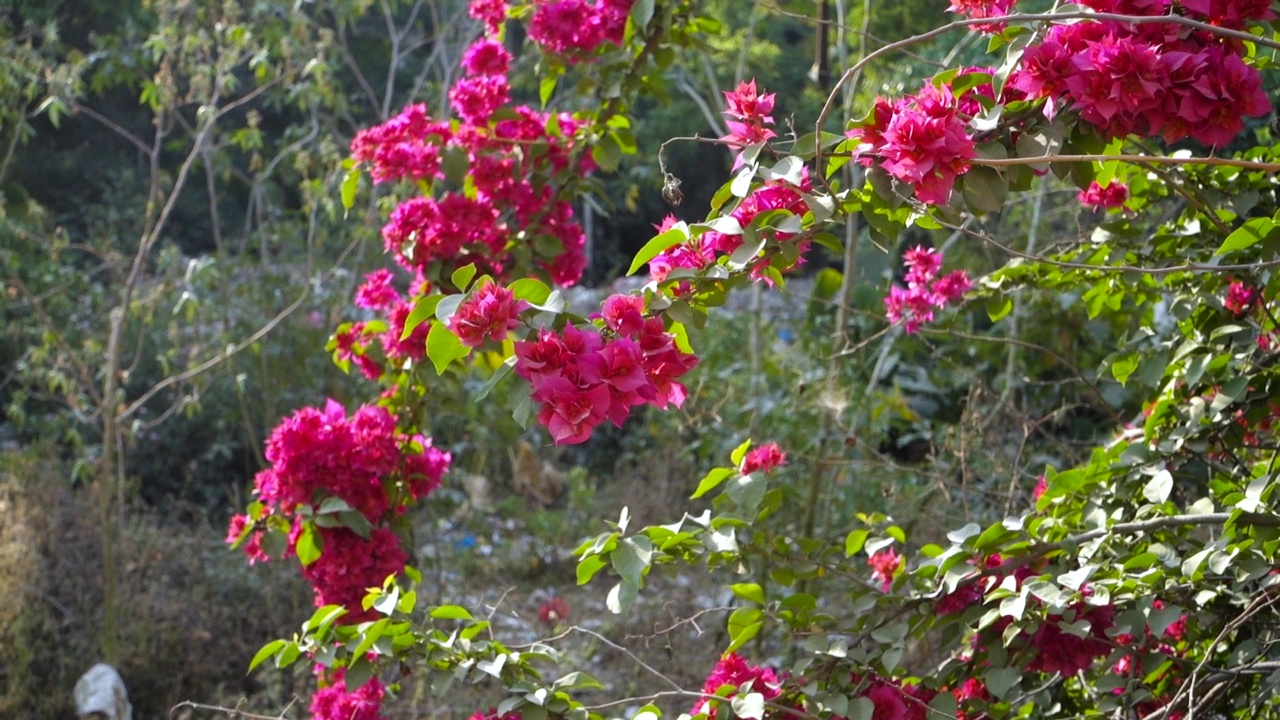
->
[0, 448, 312, 720]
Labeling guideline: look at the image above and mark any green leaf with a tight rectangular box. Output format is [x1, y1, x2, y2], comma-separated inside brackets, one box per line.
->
[346, 656, 374, 690]
[338, 510, 373, 541]
[691, 467, 734, 499]
[1216, 217, 1277, 255]
[611, 537, 653, 585]
[451, 264, 477, 292]
[630, 0, 655, 29]
[509, 278, 552, 305]
[296, 523, 321, 567]
[540, 72, 559, 108]
[606, 581, 638, 614]
[554, 672, 606, 691]
[593, 133, 623, 173]
[962, 166, 1008, 215]
[987, 293, 1013, 322]
[577, 555, 608, 585]
[248, 639, 286, 672]
[847, 697, 874, 720]
[341, 167, 361, 214]
[730, 583, 765, 605]
[476, 356, 517, 401]
[441, 145, 469, 185]
[984, 666, 1021, 699]
[730, 439, 752, 466]
[845, 529, 869, 556]
[1111, 353, 1140, 386]
[725, 607, 763, 652]
[628, 223, 689, 275]
[401, 295, 443, 341]
[1143, 469, 1173, 504]
[430, 605, 474, 620]
[304, 604, 348, 632]
[427, 322, 469, 375]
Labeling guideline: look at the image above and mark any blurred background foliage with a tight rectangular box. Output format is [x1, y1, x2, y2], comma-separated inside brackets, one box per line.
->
[1, 0, 1146, 716]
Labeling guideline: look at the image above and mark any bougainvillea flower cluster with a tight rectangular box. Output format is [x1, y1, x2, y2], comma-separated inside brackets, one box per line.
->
[514, 307, 698, 444]
[721, 80, 778, 149]
[849, 84, 977, 205]
[947, 0, 1017, 33]
[868, 548, 903, 592]
[1008, 11, 1270, 146]
[310, 666, 387, 720]
[528, 0, 633, 57]
[1078, 180, 1130, 210]
[226, 400, 450, 613]
[883, 246, 971, 334]
[449, 280, 528, 348]
[739, 442, 787, 475]
[350, 0, 620, 292]
[691, 652, 783, 719]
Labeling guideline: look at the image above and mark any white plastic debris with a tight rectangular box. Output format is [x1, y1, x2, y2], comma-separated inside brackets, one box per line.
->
[74, 663, 132, 720]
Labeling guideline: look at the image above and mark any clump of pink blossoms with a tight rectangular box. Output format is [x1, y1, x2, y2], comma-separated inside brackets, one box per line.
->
[449, 280, 528, 348]
[514, 310, 698, 445]
[868, 548, 902, 592]
[722, 79, 777, 150]
[740, 442, 787, 475]
[1224, 280, 1257, 316]
[226, 399, 450, 619]
[1008, 16, 1270, 146]
[311, 666, 387, 720]
[528, 0, 633, 57]
[691, 653, 782, 719]
[948, 0, 1016, 33]
[1078, 181, 1129, 211]
[850, 84, 977, 205]
[884, 246, 971, 334]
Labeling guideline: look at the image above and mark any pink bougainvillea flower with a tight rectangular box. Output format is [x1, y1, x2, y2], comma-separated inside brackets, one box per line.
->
[1078, 181, 1129, 210]
[299, 526, 408, 622]
[1032, 474, 1048, 501]
[462, 37, 512, 76]
[600, 294, 647, 337]
[468, 0, 509, 35]
[869, 548, 903, 592]
[354, 269, 401, 311]
[310, 666, 387, 720]
[852, 84, 975, 205]
[528, 0, 604, 55]
[1224, 280, 1257, 316]
[449, 280, 527, 348]
[691, 653, 782, 719]
[947, 0, 1016, 33]
[884, 246, 969, 334]
[449, 75, 510, 125]
[740, 443, 787, 475]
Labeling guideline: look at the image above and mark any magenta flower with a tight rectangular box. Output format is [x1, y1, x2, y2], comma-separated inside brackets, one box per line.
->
[868, 548, 902, 592]
[449, 280, 526, 348]
[1224, 281, 1257, 316]
[601, 294, 646, 337]
[947, 0, 1016, 33]
[462, 37, 512, 76]
[1078, 181, 1129, 211]
[740, 443, 787, 475]
[354, 269, 401, 311]
[691, 653, 782, 720]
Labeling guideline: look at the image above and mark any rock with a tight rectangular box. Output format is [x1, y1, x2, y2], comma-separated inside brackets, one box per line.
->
[74, 663, 132, 720]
